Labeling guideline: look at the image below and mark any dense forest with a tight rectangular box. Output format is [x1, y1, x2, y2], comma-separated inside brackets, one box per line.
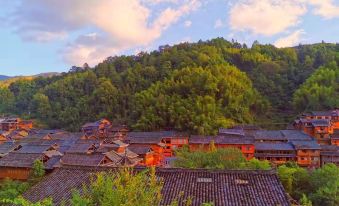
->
[0, 38, 339, 134]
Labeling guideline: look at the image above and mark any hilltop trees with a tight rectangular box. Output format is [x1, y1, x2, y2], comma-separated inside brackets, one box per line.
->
[0, 39, 339, 132]
[293, 62, 339, 112]
[134, 64, 267, 134]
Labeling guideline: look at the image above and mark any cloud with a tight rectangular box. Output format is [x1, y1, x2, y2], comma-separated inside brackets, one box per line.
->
[274, 29, 305, 48]
[184, 20, 192, 27]
[11, 0, 200, 66]
[307, 0, 339, 19]
[214, 19, 224, 29]
[229, 0, 306, 36]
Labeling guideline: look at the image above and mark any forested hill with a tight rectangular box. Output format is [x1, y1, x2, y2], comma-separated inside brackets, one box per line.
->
[0, 38, 338, 134]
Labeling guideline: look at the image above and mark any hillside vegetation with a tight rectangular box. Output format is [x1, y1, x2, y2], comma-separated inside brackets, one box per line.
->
[0, 38, 338, 133]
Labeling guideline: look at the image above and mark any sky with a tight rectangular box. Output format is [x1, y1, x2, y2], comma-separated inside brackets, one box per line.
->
[0, 0, 339, 76]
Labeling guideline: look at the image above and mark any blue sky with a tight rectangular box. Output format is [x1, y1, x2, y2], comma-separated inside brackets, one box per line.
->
[0, 0, 339, 76]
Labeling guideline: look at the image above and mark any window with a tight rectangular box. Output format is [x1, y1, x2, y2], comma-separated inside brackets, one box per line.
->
[235, 179, 249, 185]
[197, 178, 212, 183]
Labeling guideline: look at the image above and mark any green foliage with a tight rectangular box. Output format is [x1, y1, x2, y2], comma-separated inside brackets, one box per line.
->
[28, 160, 45, 185]
[134, 65, 266, 134]
[278, 163, 339, 206]
[70, 167, 163, 206]
[0, 161, 47, 205]
[174, 146, 271, 170]
[0, 179, 29, 201]
[300, 194, 312, 206]
[1, 39, 339, 131]
[308, 164, 339, 206]
[293, 62, 339, 111]
[241, 158, 271, 170]
[0, 196, 53, 206]
[0, 87, 15, 114]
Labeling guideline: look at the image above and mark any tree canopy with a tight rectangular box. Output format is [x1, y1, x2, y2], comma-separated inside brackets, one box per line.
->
[1, 39, 339, 133]
[173, 144, 271, 170]
[277, 163, 339, 206]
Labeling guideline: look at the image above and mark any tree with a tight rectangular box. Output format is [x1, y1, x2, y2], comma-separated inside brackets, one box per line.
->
[242, 158, 271, 170]
[174, 146, 271, 170]
[0, 87, 14, 114]
[91, 78, 118, 120]
[134, 65, 265, 134]
[70, 167, 162, 206]
[300, 194, 312, 206]
[0, 179, 29, 201]
[278, 163, 339, 206]
[29, 160, 45, 184]
[293, 63, 339, 112]
[309, 164, 339, 206]
[31, 93, 52, 119]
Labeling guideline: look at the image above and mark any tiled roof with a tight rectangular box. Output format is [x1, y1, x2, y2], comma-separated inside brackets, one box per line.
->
[15, 145, 52, 154]
[254, 130, 313, 141]
[255, 153, 296, 158]
[126, 136, 164, 144]
[310, 111, 333, 116]
[219, 128, 245, 136]
[128, 145, 153, 155]
[0, 153, 43, 168]
[44, 156, 62, 170]
[60, 153, 105, 166]
[104, 150, 141, 166]
[190, 135, 254, 145]
[128, 131, 186, 138]
[255, 142, 295, 151]
[35, 129, 67, 135]
[331, 130, 339, 139]
[310, 119, 330, 127]
[320, 145, 339, 156]
[0, 142, 21, 156]
[280, 130, 313, 141]
[110, 125, 128, 132]
[23, 167, 290, 206]
[254, 131, 284, 141]
[290, 140, 321, 150]
[320, 145, 339, 151]
[82, 122, 100, 128]
[66, 143, 97, 154]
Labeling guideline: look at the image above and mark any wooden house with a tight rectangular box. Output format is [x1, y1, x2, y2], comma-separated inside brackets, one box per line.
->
[290, 140, 320, 168]
[97, 139, 128, 153]
[0, 118, 33, 131]
[330, 130, 339, 146]
[0, 153, 48, 180]
[0, 118, 20, 131]
[189, 135, 255, 160]
[254, 142, 296, 165]
[109, 125, 129, 140]
[128, 145, 155, 166]
[291, 119, 332, 144]
[0, 130, 10, 142]
[18, 120, 33, 130]
[81, 119, 112, 138]
[23, 167, 290, 206]
[159, 131, 189, 157]
[126, 132, 166, 166]
[126, 131, 188, 158]
[60, 150, 141, 167]
[320, 145, 339, 166]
